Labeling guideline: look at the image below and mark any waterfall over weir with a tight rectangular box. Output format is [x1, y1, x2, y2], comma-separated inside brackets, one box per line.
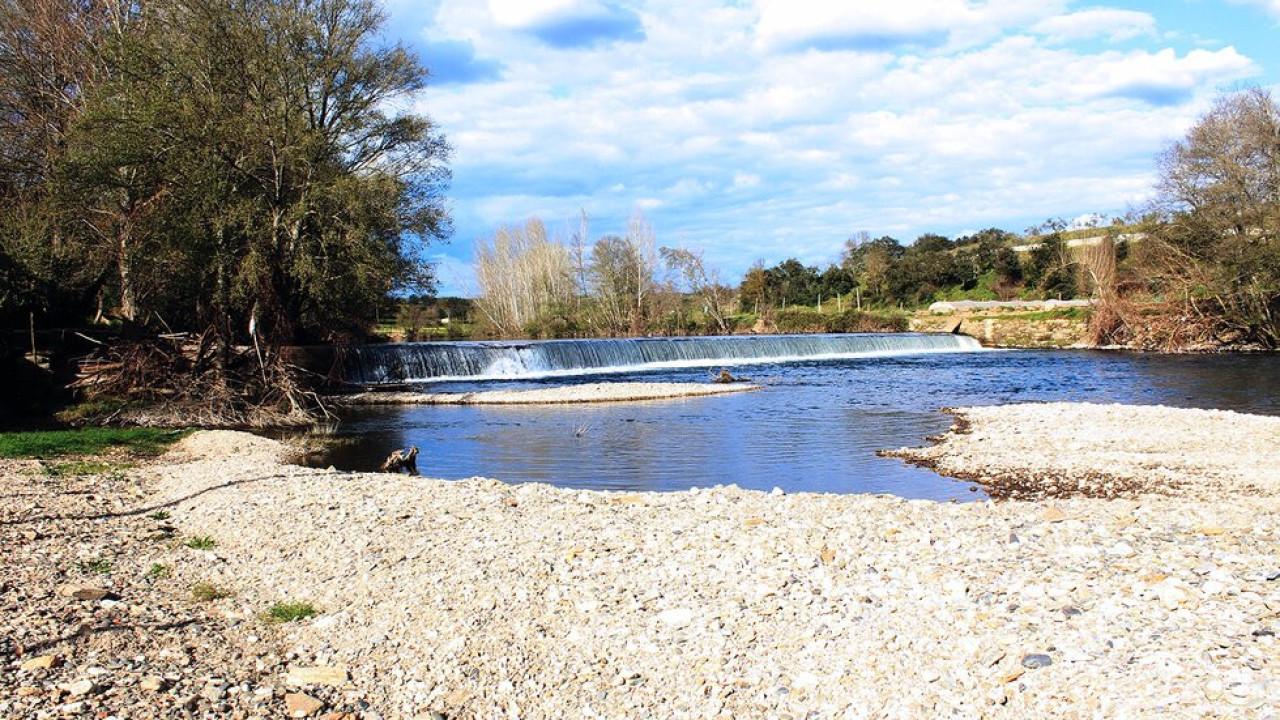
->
[345, 333, 983, 384]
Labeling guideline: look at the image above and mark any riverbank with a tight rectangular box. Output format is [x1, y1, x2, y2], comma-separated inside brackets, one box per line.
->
[2, 404, 1276, 719]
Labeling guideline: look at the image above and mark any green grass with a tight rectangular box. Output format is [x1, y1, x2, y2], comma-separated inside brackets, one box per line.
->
[0, 428, 189, 459]
[190, 582, 233, 601]
[263, 601, 320, 623]
[42, 460, 135, 477]
[147, 563, 170, 579]
[184, 535, 216, 550]
[148, 510, 171, 521]
[969, 308, 1089, 322]
[76, 559, 113, 574]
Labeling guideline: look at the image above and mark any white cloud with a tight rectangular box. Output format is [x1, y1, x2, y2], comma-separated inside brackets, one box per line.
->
[408, 0, 1269, 295]
[1223, 0, 1280, 18]
[753, 0, 1067, 52]
[1032, 9, 1156, 43]
[488, 0, 603, 29]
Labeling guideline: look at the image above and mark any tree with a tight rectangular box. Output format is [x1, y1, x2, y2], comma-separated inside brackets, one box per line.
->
[661, 245, 732, 333]
[474, 218, 573, 336]
[1145, 87, 1280, 344]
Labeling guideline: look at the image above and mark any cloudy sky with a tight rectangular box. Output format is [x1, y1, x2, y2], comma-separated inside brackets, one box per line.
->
[384, 0, 1280, 296]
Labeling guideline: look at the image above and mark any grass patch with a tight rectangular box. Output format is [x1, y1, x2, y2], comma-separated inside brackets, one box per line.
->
[147, 563, 170, 579]
[43, 460, 135, 477]
[148, 510, 171, 521]
[263, 601, 320, 623]
[54, 396, 129, 424]
[184, 535, 216, 550]
[76, 559, 113, 574]
[190, 582, 233, 601]
[971, 308, 1089, 322]
[0, 427, 189, 459]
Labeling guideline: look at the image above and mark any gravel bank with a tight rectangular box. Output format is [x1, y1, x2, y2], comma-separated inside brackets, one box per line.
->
[886, 403, 1280, 500]
[3, 404, 1277, 719]
[335, 381, 760, 405]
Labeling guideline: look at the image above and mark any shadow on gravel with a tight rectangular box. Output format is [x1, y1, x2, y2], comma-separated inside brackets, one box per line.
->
[18, 618, 201, 656]
[0, 473, 287, 526]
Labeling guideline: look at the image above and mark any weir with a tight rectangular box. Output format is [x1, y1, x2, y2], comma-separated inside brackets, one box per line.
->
[345, 333, 982, 384]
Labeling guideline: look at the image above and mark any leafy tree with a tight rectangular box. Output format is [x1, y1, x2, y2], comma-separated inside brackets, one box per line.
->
[65, 0, 450, 360]
[1144, 87, 1280, 344]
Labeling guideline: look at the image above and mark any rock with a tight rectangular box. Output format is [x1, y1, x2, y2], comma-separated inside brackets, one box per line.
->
[20, 654, 63, 671]
[1105, 542, 1136, 558]
[16, 686, 42, 697]
[140, 676, 167, 692]
[60, 679, 99, 697]
[1042, 506, 1068, 523]
[657, 608, 694, 627]
[58, 701, 86, 715]
[286, 692, 325, 717]
[286, 666, 349, 686]
[56, 584, 115, 601]
[1020, 654, 1053, 669]
[819, 547, 836, 565]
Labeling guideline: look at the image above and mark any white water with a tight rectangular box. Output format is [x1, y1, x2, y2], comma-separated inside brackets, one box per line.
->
[346, 333, 983, 384]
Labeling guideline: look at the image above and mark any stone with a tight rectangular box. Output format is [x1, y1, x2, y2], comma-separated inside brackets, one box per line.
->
[819, 547, 836, 565]
[286, 666, 349, 686]
[1042, 506, 1067, 523]
[17, 686, 42, 697]
[140, 676, 167, 692]
[56, 584, 115, 601]
[286, 692, 325, 717]
[657, 608, 694, 627]
[1105, 542, 1137, 558]
[58, 701, 86, 715]
[61, 679, 99, 697]
[20, 654, 63, 671]
[1020, 654, 1053, 669]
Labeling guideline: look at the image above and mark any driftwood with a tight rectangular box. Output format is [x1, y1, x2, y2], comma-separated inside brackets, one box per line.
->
[711, 367, 751, 384]
[381, 446, 419, 475]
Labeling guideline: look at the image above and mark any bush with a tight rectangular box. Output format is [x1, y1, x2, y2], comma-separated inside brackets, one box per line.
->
[264, 601, 320, 623]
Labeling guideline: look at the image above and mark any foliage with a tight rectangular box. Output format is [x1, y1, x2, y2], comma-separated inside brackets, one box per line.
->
[1141, 87, 1280, 345]
[184, 535, 216, 550]
[190, 582, 233, 601]
[0, 427, 186, 458]
[1, 0, 452, 407]
[264, 601, 320, 623]
[76, 558, 112, 574]
[147, 562, 170, 578]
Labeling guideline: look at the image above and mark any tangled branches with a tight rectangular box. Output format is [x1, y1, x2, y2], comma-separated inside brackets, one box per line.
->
[72, 332, 333, 427]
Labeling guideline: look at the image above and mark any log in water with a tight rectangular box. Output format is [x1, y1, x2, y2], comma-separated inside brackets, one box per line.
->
[346, 333, 982, 384]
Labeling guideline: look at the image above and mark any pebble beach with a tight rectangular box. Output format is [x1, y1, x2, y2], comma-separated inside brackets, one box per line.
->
[2, 402, 1277, 719]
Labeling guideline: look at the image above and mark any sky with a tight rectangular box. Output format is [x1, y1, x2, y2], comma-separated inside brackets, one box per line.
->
[383, 0, 1280, 296]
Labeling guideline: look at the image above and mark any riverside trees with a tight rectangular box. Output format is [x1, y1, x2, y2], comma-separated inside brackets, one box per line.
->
[1, 0, 449, 357]
[1141, 87, 1280, 345]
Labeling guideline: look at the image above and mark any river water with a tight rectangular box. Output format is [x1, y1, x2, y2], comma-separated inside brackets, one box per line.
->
[316, 348, 1278, 501]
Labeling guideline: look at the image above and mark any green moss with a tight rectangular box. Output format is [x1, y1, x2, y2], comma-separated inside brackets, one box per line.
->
[0, 428, 189, 459]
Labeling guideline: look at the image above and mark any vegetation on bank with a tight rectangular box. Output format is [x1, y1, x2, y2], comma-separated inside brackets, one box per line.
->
[0, 427, 188, 459]
[0, 0, 449, 423]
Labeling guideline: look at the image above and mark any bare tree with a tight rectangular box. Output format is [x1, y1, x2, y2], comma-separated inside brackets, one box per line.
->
[660, 244, 732, 333]
[474, 218, 574, 336]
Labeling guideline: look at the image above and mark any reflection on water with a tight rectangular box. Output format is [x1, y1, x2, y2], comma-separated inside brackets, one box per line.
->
[313, 350, 1279, 501]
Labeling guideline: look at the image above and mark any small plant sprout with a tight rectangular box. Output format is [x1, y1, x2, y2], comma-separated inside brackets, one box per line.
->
[148, 510, 171, 521]
[190, 582, 233, 601]
[147, 563, 170, 579]
[264, 602, 319, 623]
[77, 559, 113, 574]
[185, 535, 216, 550]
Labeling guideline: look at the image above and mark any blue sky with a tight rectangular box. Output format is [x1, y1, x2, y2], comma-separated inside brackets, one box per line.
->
[384, 0, 1280, 296]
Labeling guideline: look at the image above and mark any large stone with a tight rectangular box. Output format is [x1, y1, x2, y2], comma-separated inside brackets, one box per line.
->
[20, 655, 62, 671]
[286, 692, 325, 717]
[287, 666, 349, 687]
[56, 584, 115, 601]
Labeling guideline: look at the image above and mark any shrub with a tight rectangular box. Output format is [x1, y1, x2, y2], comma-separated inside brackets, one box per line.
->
[190, 582, 233, 601]
[185, 536, 216, 550]
[264, 602, 319, 623]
